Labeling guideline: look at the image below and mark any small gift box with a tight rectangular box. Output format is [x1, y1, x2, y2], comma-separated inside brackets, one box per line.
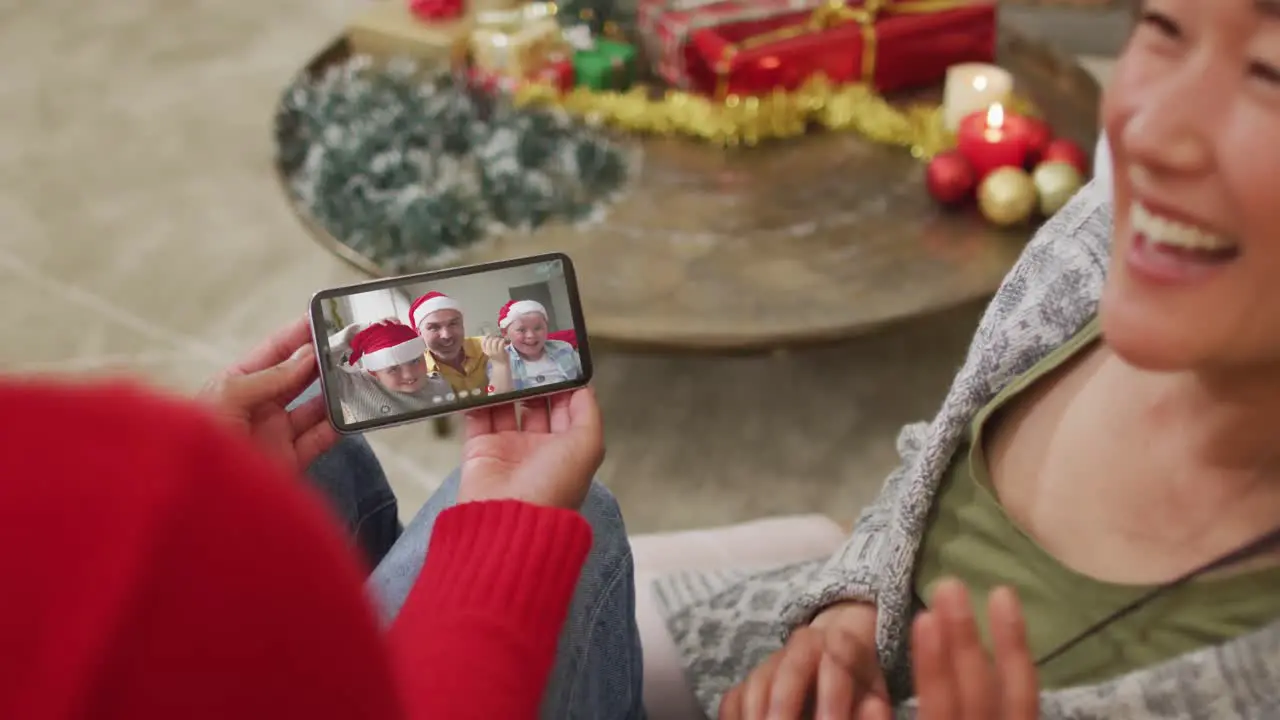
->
[469, 50, 573, 94]
[637, 0, 830, 89]
[469, 4, 567, 78]
[347, 1, 475, 66]
[572, 39, 637, 90]
[687, 0, 997, 98]
[533, 55, 577, 92]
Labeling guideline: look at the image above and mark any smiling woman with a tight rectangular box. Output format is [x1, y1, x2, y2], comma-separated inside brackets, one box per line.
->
[1099, 0, 1280, 372]
[651, 1, 1280, 717]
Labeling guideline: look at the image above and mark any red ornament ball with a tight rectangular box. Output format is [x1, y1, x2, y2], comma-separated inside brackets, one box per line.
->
[1041, 139, 1088, 175]
[1012, 116, 1053, 166]
[409, 0, 464, 20]
[926, 150, 978, 206]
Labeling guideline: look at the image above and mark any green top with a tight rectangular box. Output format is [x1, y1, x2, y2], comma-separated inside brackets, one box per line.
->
[914, 317, 1280, 690]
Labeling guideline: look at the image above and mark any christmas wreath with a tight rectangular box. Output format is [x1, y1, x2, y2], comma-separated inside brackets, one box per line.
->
[276, 56, 633, 273]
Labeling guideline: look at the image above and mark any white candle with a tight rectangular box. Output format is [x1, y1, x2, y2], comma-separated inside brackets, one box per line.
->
[943, 63, 1014, 132]
[1094, 131, 1111, 193]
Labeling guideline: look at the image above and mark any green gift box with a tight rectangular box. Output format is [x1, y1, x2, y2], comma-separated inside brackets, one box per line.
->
[572, 39, 636, 91]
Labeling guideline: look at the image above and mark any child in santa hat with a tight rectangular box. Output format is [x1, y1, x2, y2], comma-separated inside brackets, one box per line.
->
[327, 319, 454, 423]
[485, 300, 582, 394]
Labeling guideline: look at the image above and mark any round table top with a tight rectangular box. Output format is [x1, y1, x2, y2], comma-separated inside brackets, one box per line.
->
[279, 32, 1100, 353]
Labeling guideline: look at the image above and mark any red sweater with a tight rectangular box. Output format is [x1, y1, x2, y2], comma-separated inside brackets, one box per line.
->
[0, 380, 592, 719]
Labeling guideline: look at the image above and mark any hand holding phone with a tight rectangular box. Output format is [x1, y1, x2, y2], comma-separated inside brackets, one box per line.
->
[308, 253, 592, 434]
[198, 317, 339, 472]
[458, 387, 603, 510]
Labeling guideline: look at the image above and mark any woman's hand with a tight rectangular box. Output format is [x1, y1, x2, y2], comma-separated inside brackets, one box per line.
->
[481, 335, 511, 365]
[198, 316, 338, 472]
[859, 580, 1039, 720]
[458, 388, 604, 509]
[719, 601, 886, 720]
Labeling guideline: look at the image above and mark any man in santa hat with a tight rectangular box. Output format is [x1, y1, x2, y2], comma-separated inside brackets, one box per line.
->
[408, 291, 494, 397]
[486, 299, 582, 395]
[327, 319, 454, 424]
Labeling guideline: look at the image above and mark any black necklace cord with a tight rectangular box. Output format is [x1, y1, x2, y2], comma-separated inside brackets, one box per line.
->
[1035, 524, 1280, 668]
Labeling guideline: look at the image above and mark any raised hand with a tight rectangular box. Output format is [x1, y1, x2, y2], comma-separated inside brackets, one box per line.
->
[198, 315, 338, 472]
[458, 388, 604, 510]
[858, 580, 1039, 720]
[719, 600, 887, 720]
[481, 335, 511, 365]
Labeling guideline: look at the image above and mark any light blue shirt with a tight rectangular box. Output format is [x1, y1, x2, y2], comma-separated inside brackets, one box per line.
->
[500, 339, 581, 391]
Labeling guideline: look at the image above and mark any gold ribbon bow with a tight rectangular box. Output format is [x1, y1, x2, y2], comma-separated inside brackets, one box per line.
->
[471, 2, 568, 76]
[713, 0, 968, 98]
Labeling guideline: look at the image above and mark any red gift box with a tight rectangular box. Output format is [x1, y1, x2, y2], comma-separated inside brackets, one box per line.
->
[687, 0, 997, 98]
[637, 0, 831, 89]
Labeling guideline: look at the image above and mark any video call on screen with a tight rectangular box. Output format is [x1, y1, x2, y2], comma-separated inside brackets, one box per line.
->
[321, 259, 584, 427]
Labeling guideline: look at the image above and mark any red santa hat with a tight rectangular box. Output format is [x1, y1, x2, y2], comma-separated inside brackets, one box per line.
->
[409, 291, 462, 332]
[498, 299, 548, 330]
[347, 321, 426, 372]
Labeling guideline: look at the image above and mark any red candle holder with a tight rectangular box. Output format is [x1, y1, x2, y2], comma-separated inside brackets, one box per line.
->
[956, 104, 1030, 180]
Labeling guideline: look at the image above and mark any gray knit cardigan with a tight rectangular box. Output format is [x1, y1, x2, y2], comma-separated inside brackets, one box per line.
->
[653, 179, 1280, 719]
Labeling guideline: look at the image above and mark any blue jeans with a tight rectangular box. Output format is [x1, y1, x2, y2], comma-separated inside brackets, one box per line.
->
[305, 435, 402, 567]
[296, 382, 402, 568]
[304, 431, 646, 719]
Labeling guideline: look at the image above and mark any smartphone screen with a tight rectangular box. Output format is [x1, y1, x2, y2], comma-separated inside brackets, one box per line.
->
[309, 253, 592, 434]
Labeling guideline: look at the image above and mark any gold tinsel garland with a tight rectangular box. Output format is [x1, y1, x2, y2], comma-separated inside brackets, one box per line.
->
[514, 73, 1039, 157]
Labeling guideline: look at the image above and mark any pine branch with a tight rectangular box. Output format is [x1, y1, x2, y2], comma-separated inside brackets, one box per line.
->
[276, 56, 633, 269]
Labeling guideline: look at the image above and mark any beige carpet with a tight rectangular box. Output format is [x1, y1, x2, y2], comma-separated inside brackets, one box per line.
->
[0, 0, 1114, 532]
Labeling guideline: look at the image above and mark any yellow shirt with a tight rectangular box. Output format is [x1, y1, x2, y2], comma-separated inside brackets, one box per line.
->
[425, 337, 490, 394]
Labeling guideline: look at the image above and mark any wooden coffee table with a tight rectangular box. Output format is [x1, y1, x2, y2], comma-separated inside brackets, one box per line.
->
[277, 31, 1100, 354]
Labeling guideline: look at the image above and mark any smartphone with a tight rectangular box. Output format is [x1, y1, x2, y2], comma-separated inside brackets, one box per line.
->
[308, 253, 592, 434]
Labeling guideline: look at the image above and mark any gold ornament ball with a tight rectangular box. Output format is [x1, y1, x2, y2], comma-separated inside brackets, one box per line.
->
[1032, 161, 1085, 217]
[978, 167, 1038, 227]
